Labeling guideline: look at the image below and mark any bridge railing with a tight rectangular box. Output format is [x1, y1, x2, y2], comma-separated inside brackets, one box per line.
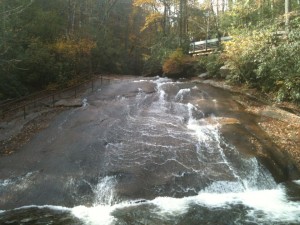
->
[189, 36, 232, 55]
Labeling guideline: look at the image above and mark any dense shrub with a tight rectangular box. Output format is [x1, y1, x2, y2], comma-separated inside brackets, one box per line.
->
[221, 27, 300, 103]
[222, 30, 272, 85]
[163, 48, 196, 77]
[197, 53, 224, 78]
[256, 29, 300, 102]
[19, 40, 57, 90]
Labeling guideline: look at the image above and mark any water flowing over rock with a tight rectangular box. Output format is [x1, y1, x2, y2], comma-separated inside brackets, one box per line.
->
[0, 76, 299, 225]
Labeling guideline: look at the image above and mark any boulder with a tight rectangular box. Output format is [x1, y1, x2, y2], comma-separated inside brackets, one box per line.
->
[219, 65, 231, 78]
[198, 72, 210, 79]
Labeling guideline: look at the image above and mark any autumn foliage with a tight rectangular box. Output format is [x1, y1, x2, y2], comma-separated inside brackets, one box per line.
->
[163, 49, 195, 77]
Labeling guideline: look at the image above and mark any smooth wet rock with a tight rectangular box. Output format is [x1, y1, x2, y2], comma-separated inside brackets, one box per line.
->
[54, 98, 83, 107]
[258, 106, 300, 125]
[203, 117, 240, 126]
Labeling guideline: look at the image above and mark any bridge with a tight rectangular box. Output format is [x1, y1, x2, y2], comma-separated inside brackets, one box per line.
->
[189, 36, 232, 56]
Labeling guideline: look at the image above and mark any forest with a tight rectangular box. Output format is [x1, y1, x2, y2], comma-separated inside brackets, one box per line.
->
[0, 0, 299, 103]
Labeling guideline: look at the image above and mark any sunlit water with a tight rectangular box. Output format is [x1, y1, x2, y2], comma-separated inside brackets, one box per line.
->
[0, 77, 300, 224]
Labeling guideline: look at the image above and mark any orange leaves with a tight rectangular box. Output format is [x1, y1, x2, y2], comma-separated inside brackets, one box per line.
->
[163, 48, 194, 76]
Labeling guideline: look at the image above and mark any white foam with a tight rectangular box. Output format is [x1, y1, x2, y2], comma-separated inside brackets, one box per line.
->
[3, 186, 299, 224]
[150, 187, 300, 222]
[0, 179, 12, 187]
[175, 88, 190, 101]
[293, 180, 300, 185]
[186, 103, 217, 142]
[72, 200, 145, 225]
[195, 188, 300, 222]
[159, 90, 166, 102]
[72, 205, 116, 225]
[154, 77, 172, 84]
[202, 180, 245, 193]
[93, 176, 117, 206]
[133, 79, 148, 83]
[152, 196, 189, 215]
[82, 98, 88, 107]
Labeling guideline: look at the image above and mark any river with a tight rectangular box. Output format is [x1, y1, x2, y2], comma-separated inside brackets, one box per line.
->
[0, 76, 300, 224]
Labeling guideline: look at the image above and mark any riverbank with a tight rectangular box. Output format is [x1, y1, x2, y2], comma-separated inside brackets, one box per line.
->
[194, 78, 300, 169]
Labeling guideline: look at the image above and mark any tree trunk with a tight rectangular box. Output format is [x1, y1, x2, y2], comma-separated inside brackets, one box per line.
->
[285, 0, 290, 33]
[179, 0, 188, 47]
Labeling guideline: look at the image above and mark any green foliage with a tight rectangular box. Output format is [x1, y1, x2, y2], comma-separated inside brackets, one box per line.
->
[217, 0, 300, 103]
[256, 28, 300, 102]
[222, 23, 300, 103]
[0, 0, 143, 100]
[142, 35, 179, 75]
[0, 73, 28, 100]
[197, 53, 223, 78]
[19, 41, 57, 89]
[222, 30, 272, 85]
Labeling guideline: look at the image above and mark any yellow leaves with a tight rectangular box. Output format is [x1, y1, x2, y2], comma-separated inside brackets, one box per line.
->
[54, 39, 76, 57]
[141, 12, 163, 32]
[53, 38, 96, 57]
[78, 39, 97, 55]
[133, 0, 163, 32]
[133, 0, 158, 7]
[223, 31, 270, 60]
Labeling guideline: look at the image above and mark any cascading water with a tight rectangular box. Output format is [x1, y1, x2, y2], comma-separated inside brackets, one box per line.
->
[0, 76, 300, 224]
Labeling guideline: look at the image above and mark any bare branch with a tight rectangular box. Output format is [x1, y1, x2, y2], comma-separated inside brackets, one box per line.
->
[0, 0, 34, 17]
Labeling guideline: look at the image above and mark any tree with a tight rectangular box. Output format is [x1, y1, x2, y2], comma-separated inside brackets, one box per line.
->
[285, 0, 291, 32]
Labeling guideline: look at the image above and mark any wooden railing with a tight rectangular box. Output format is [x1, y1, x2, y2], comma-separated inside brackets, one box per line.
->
[0, 75, 110, 121]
